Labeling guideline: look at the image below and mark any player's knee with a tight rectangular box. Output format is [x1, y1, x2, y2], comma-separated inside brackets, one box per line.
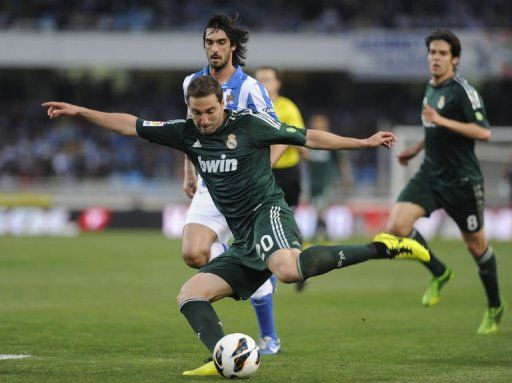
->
[268, 249, 301, 283]
[273, 266, 300, 284]
[176, 283, 204, 307]
[466, 240, 487, 258]
[176, 287, 189, 307]
[182, 247, 210, 268]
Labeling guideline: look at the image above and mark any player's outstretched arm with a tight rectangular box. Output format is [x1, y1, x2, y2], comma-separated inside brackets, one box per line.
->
[305, 129, 396, 150]
[42, 101, 138, 136]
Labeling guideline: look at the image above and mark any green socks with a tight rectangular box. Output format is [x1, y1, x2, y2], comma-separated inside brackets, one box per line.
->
[409, 229, 446, 277]
[475, 246, 501, 307]
[298, 243, 384, 280]
[180, 299, 224, 352]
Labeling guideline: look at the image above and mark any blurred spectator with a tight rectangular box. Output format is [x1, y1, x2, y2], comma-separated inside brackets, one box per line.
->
[0, 0, 510, 31]
[305, 112, 353, 240]
[0, 70, 510, 188]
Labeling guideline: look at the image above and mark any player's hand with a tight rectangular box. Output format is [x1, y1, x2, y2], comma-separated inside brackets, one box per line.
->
[366, 131, 396, 149]
[397, 146, 420, 166]
[422, 105, 440, 125]
[42, 101, 81, 120]
[183, 173, 197, 199]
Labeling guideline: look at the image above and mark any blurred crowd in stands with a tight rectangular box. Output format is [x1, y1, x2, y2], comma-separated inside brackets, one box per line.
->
[1, 0, 511, 31]
[1, 69, 510, 186]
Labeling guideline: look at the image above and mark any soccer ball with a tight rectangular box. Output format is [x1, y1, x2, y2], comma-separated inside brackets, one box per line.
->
[213, 333, 261, 378]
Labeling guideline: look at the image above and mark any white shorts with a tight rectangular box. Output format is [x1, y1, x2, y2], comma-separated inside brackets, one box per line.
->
[184, 181, 232, 244]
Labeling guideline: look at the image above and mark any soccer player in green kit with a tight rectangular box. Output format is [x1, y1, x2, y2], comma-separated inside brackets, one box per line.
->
[43, 75, 429, 376]
[387, 29, 505, 334]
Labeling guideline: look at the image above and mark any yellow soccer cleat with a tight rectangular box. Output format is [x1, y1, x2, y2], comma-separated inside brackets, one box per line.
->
[182, 360, 219, 376]
[373, 233, 430, 262]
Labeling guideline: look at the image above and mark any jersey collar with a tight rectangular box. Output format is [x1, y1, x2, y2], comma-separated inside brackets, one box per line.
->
[201, 65, 244, 90]
[429, 74, 455, 88]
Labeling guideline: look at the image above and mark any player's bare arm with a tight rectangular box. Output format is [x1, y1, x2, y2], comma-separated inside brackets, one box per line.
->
[305, 129, 396, 150]
[42, 102, 138, 136]
[269, 144, 288, 166]
[422, 105, 491, 141]
[397, 139, 425, 166]
[182, 109, 198, 198]
[183, 158, 198, 198]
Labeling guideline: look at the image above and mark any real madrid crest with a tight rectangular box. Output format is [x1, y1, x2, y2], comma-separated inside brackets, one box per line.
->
[437, 95, 445, 109]
[226, 133, 237, 149]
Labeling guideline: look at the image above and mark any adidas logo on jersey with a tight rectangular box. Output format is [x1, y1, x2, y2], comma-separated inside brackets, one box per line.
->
[198, 154, 238, 173]
[193, 140, 202, 148]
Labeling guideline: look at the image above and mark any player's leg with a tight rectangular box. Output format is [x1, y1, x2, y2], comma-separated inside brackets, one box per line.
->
[182, 224, 218, 268]
[178, 272, 233, 376]
[391, 176, 453, 306]
[268, 231, 430, 284]
[251, 166, 300, 354]
[180, 253, 273, 375]
[178, 273, 233, 352]
[182, 191, 231, 268]
[256, 202, 428, 284]
[462, 229, 505, 334]
[446, 180, 505, 333]
[250, 277, 279, 354]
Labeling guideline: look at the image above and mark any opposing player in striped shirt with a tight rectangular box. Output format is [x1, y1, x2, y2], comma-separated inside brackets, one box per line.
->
[181, 14, 284, 355]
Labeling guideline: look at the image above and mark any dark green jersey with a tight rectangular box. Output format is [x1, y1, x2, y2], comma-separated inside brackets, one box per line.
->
[420, 74, 490, 183]
[136, 109, 307, 237]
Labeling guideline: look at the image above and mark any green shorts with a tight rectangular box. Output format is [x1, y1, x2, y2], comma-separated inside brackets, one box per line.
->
[199, 200, 302, 300]
[397, 172, 484, 233]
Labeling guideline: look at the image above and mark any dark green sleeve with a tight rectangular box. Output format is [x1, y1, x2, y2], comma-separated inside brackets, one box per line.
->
[136, 118, 186, 151]
[458, 86, 490, 128]
[248, 115, 307, 147]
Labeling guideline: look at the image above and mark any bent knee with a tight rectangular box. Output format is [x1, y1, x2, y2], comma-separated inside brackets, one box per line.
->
[176, 284, 204, 308]
[182, 248, 210, 268]
[274, 267, 300, 284]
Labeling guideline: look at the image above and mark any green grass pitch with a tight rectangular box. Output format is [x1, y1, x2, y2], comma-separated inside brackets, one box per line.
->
[1, 231, 511, 382]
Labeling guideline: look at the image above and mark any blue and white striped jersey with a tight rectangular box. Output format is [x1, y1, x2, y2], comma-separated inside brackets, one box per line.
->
[183, 65, 278, 121]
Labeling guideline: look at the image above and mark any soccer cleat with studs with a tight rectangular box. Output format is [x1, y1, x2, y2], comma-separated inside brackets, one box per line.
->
[372, 232, 430, 262]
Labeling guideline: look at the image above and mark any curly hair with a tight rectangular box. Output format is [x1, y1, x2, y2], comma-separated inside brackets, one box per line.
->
[203, 14, 249, 67]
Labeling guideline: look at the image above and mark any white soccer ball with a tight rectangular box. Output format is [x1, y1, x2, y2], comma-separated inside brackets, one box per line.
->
[213, 333, 261, 379]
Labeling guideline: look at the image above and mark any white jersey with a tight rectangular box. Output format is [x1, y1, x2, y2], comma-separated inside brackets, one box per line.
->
[183, 65, 277, 120]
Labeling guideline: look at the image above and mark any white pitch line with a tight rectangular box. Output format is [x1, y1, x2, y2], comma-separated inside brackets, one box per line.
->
[0, 354, 33, 360]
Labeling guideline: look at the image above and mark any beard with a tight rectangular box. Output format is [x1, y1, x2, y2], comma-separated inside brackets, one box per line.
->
[209, 56, 229, 71]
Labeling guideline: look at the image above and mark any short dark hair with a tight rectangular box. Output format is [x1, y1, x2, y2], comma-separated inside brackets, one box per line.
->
[186, 75, 223, 103]
[203, 14, 249, 67]
[256, 66, 281, 82]
[425, 29, 461, 58]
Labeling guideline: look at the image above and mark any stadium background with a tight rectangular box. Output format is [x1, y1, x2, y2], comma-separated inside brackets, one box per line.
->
[1, 0, 512, 239]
